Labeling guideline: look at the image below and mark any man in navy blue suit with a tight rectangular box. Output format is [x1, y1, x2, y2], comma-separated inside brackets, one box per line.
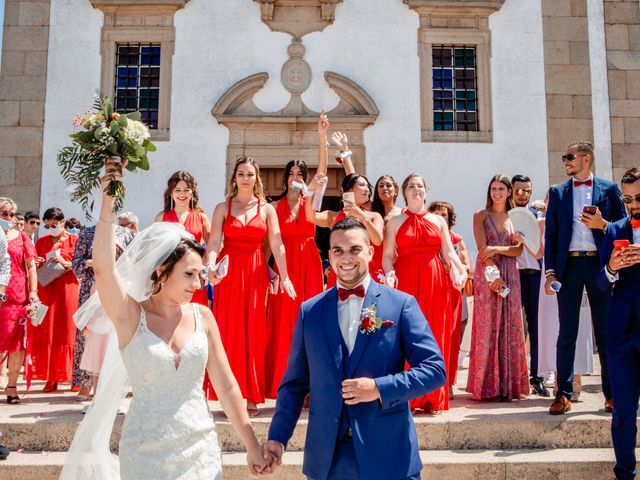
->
[544, 141, 626, 415]
[264, 217, 446, 480]
[596, 167, 640, 480]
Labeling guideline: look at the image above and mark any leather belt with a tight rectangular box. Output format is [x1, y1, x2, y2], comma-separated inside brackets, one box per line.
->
[568, 251, 598, 257]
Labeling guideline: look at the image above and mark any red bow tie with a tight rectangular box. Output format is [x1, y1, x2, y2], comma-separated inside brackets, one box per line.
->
[631, 219, 640, 229]
[574, 179, 592, 187]
[338, 285, 365, 302]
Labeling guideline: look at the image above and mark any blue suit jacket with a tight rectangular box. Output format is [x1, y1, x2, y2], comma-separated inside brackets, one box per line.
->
[596, 217, 640, 335]
[268, 281, 446, 480]
[544, 177, 625, 280]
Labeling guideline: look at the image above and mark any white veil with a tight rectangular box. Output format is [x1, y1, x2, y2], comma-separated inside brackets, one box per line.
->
[60, 222, 195, 479]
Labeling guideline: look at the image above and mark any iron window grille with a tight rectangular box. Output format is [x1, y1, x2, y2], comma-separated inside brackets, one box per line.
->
[432, 46, 479, 132]
[114, 43, 161, 129]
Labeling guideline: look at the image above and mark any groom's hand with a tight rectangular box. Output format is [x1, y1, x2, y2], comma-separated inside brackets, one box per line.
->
[342, 378, 381, 405]
[261, 440, 284, 474]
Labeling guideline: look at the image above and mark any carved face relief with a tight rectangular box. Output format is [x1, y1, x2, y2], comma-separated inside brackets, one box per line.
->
[281, 58, 311, 94]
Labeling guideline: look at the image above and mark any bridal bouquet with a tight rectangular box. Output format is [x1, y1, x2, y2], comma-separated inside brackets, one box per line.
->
[57, 95, 156, 217]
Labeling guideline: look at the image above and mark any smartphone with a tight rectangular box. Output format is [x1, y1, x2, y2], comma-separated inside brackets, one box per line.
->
[614, 239, 630, 250]
[582, 205, 596, 215]
[342, 192, 355, 206]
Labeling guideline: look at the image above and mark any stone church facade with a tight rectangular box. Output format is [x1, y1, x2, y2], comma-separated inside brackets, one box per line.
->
[0, 0, 638, 243]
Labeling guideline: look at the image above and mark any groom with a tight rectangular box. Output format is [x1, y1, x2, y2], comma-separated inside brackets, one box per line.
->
[264, 217, 446, 479]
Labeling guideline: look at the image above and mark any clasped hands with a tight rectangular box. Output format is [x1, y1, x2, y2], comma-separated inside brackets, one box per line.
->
[253, 378, 380, 475]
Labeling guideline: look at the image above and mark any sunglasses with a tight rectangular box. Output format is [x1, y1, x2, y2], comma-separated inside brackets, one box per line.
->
[621, 194, 640, 205]
[29, 220, 40, 225]
[515, 188, 532, 195]
[0, 210, 15, 218]
[562, 153, 587, 162]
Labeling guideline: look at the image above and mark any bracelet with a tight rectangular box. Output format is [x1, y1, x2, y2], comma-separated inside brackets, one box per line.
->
[606, 264, 617, 276]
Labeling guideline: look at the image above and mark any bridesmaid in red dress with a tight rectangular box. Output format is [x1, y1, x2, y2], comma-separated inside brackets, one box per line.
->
[264, 159, 324, 398]
[305, 119, 383, 288]
[383, 175, 467, 414]
[206, 157, 296, 416]
[370, 175, 403, 280]
[428, 200, 471, 399]
[155, 171, 211, 306]
[0, 198, 39, 403]
[32, 208, 80, 391]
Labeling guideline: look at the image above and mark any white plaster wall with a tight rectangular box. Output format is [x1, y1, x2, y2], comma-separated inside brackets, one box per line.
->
[41, 0, 548, 255]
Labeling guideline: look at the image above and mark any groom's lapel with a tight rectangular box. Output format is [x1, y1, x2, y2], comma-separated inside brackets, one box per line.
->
[347, 281, 382, 378]
[323, 287, 343, 374]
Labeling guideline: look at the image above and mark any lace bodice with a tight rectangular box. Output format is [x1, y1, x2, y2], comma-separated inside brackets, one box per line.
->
[118, 304, 222, 480]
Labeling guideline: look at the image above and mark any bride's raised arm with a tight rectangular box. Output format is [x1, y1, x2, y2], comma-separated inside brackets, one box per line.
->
[92, 158, 141, 348]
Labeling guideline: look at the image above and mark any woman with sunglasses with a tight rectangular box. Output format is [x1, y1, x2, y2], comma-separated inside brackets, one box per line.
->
[31, 207, 79, 392]
[0, 197, 39, 403]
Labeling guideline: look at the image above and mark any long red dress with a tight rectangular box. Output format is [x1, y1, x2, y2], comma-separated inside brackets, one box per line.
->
[161, 210, 208, 306]
[448, 231, 464, 386]
[0, 232, 36, 352]
[265, 199, 323, 398]
[394, 211, 451, 411]
[212, 199, 269, 403]
[31, 234, 79, 382]
[466, 214, 529, 400]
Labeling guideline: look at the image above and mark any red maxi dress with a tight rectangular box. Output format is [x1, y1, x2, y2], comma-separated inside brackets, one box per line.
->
[161, 210, 208, 306]
[212, 199, 269, 403]
[31, 234, 79, 383]
[394, 211, 451, 411]
[265, 199, 323, 398]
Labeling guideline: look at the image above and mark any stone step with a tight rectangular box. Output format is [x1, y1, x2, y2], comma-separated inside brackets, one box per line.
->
[0, 448, 622, 480]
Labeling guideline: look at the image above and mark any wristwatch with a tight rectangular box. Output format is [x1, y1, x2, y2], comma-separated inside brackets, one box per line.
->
[0, 293, 7, 302]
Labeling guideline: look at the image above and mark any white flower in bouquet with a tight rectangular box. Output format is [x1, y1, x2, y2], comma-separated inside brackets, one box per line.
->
[124, 120, 151, 145]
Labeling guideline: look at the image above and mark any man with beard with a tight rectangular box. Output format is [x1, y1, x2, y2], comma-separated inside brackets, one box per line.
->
[597, 167, 640, 480]
[512, 174, 547, 396]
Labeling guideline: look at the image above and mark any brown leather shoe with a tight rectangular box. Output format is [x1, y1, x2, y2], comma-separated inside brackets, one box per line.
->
[604, 399, 614, 413]
[549, 395, 572, 415]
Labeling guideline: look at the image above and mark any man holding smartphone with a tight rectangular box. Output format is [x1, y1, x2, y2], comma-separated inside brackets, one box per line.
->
[597, 167, 640, 480]
[544, 141, 626, 415]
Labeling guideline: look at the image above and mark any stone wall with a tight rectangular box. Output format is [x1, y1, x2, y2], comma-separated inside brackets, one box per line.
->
[0, 0, 50, 212]
[603, 0, 640, 181]
[541, 0, 594, 186]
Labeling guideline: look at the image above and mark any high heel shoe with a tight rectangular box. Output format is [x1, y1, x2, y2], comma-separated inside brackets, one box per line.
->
[5, 386, 20, 404]
[42, 381, 58, 392]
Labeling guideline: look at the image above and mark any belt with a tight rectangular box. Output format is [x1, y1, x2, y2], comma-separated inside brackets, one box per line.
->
[519, 268, 541, 275]
[568, 251, 598, 257]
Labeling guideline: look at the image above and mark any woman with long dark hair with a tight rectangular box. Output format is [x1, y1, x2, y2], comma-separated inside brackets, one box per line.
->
[370, 175, 403, 280]
[466, 174, 529, 401]
[264, 118, 327, 399]
[155, 171, 210, 306]
[206, 157, 295, 416]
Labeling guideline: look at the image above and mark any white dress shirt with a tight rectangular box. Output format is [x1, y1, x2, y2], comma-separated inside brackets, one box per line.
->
[0, 229, 11, 287]
[605, 223, 640, 283]
[568, 175, 598, 252]
[337, 275, 371, 354]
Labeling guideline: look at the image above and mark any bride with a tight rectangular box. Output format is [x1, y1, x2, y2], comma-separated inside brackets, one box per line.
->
[60, 159, 271, 479]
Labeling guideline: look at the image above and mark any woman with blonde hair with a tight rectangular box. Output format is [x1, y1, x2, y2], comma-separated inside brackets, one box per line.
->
[206, 156, 296, 416]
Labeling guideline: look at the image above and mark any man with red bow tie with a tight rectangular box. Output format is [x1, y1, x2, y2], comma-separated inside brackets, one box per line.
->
[264, 217, 446, 479]
[544, 141, 626, 415]
[597, 167, 640, 480]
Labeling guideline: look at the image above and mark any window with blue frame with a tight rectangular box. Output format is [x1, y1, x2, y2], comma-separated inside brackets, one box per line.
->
[432, 46, 478, 132]
[114, 44, 161, 129]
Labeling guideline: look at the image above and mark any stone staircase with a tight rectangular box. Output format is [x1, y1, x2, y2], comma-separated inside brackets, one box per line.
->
[0, 362, 632, 480]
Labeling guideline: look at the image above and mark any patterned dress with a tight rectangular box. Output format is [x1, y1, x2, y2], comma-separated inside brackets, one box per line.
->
[71, 226, 134, 387]
[466, 213, 529, 400]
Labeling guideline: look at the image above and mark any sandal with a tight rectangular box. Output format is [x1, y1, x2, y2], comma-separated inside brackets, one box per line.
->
[247, 407, 260, 418]
[5, 386, 20, 405]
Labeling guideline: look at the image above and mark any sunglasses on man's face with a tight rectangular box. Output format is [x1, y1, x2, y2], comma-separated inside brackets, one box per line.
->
[621, 194, 640, 205]
[29, 220, 40, 225]
[0, 210, 15, 218]
[562, 153, 587, 162]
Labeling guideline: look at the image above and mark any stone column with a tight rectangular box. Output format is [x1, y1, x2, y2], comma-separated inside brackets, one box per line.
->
[0, 0, 50, 211]
[603, 0, 640, 181]
[542, 0, 594, 186]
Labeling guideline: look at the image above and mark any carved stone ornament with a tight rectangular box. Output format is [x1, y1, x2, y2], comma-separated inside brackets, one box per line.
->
[254, 0, 343, 37]
[281, 40, 312, 95]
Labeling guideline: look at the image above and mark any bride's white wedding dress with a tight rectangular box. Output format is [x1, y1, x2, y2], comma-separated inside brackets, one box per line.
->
[119, 304, 222, 479]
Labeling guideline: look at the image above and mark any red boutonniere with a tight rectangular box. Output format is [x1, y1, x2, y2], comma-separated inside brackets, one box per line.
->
[360, 305, 394, 335]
